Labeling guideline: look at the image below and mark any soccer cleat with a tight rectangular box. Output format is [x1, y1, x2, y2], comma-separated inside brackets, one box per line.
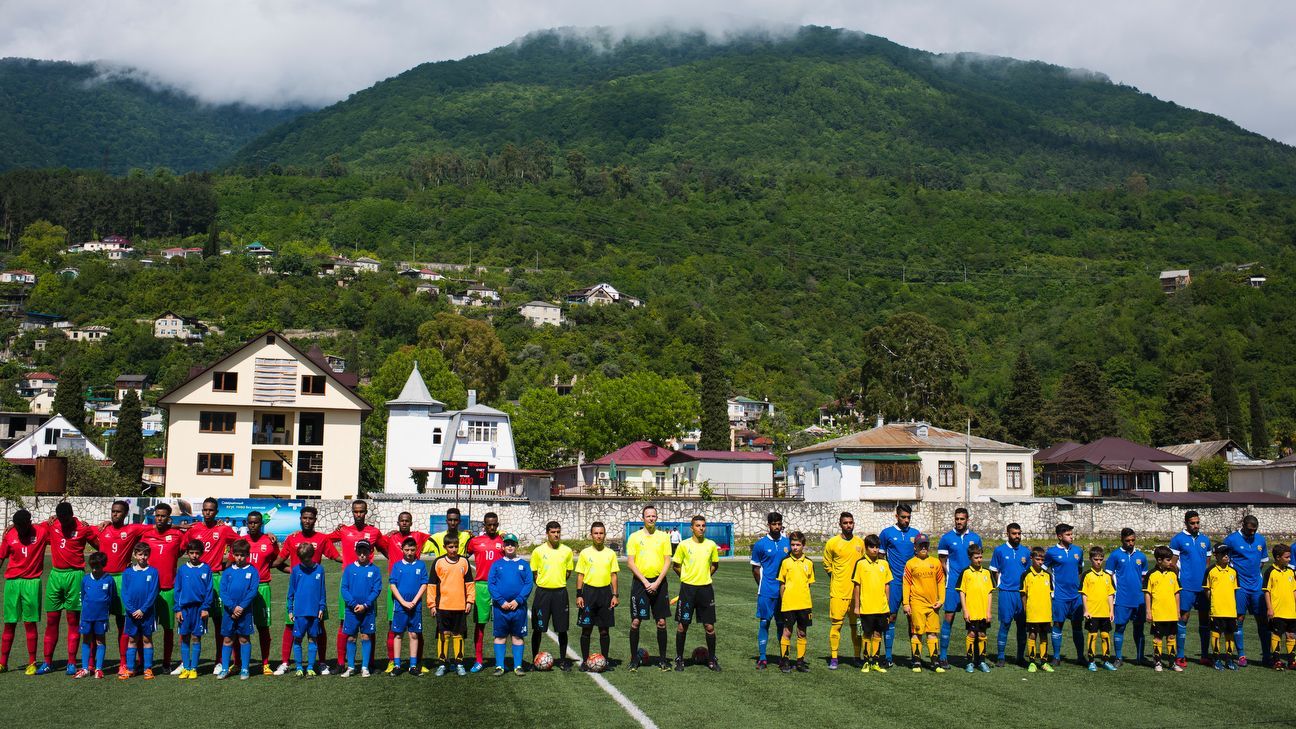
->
[1153, 662, 1163, 672]
[1171, 662, 1184, 673]
[74, 668, 91, 679]
[1088, 662, 1097, 672]
[757, 659, 767, 671]
[94, 670, 105, 679]
[513, 666, 526, 676]
[274, 662, 290, 676]
[628, 656, 640, 672]
[934, 664, 946, 674]
[306, 670, 317, 678]
[1199, 656, 1213, 666]
[262, 663, 273, 676]
[827, 658, 838, 671]
[65, 664, 77, 676]
[995, 659, 1005, 668]
[212, 664, 222, 675]
[435, 665, 447, 677]
[455, 664, 467, 677]
[319, 665, 331, 676]
[1237, 656, 1248, 668]
[1112, 659, 1123, 669]
[384, 661, 395, 674]
[965, 663, 975, 674]
[408, 666, 420, 677]
[0, 664, 6, 673]
[215, 669, 229, 680]
[170, 664, 185, 676]
[674, 657, 685, 672]
[340, 667, 354, 678]
[239, 671, 249, 680]
[658, 659, 671, 672]
[1275, 660, 1287, 671]
[978, 662, 991, 673]
[795, 660, 809, 673]
[24, 664, 37, 676]
[912, 664, 922, 673]
[35, 663, 51, 675]
[361, 668, 371, 678]
[1213, 660, 1224, 671]
[1103, 661, 1117, 671]
[779, 658, 791, 673]
[1174, 657, 1188, 669]
[1041, 663, 1055, 673]
[492, 666, 505, 677]
[470, 662, 483, 673]
[119, 670, 132, 680]
[143, 669, 155, 680]
[560, 659, 572, 672]
[871, 662, 887, 673]
[1028, 662, 1037, 673]
[294, 669, 304, 677]
[1226, 661, 1238, 671]
[1050, 658, 1061, 668]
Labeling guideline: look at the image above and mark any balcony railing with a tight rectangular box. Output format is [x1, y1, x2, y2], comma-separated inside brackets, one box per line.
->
[553, 481, 801, 500]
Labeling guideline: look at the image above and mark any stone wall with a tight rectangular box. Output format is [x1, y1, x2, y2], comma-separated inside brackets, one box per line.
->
[6, 496, 1296, 546]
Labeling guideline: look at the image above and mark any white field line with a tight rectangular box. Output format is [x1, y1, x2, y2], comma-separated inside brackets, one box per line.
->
[544, 626, 660, 729]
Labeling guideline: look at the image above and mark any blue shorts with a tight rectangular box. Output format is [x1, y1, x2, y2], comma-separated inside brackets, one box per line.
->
[293, 616, 321, 640]
[1179, 589, 1208, 613]
[492, 606, 528, 639]
[177, 606, 207, 637]
[888, 581, 904, 614]
[997, 590, 1025, 624]
[943, 585, 963, 613]
[221, 608, 254, 637]
[1114, 604, 1146, 626]
[124, 612, 155, 637]
[342, 607, 376, 636]
[1051, 595, 1084, 624]
[79, 619, 108, 637]
[391, 605, 422, 634]
[1236, 589, 1265, 617]
[756, 593, 781, 621]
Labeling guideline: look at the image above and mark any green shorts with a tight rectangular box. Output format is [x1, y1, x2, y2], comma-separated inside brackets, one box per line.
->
[45, 568, 83, 612]
[475, 582, 491, 624]
[155, 589, 176, 630]
[110, 574, 125, 617]
[3, 577, 42, 623]
[253, 584, 272, 628]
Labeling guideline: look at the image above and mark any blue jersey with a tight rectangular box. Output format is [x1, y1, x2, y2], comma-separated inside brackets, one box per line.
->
[175, 562, 214, 610]
[1168, 530, 1212, 592]
[1045, 543, 1084, 600]
[80, 573, 116, 622]
[880, 525, 924, 581]
[219, 564, 258, 611]
[1223, 530, 1269, 592]
[937, 529, 982, 585]
[487, 556, 533, 606]
[989, 542, 1032, 591]
[389, 558, 428, 602]
[288, 564, 328, 619]
[749, 533, 791, 598]
[341, 562, 383, 610]
[1104, 548, 1149, 608]
[121, 565, 160, 614]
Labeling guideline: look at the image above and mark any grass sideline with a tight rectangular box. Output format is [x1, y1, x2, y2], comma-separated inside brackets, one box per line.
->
[2, 555, 1295, 728]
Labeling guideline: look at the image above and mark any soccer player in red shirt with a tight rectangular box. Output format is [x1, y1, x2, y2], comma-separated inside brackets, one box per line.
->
[328, 500, 382, 673]
[97, 500, 149, 675]
[41, 502, 98, 675]
[243, 511, 279, 674]
[466, 512, 505, 672]
[377, 511, 430, 673]
[273, 505, 341, 674]
[185, 497, 239, 673]
[140, 503, 186, 674]
[1, 509, 50, 673]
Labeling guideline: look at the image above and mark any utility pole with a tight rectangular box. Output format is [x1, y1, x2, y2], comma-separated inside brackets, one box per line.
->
[964, 418, 971, 505]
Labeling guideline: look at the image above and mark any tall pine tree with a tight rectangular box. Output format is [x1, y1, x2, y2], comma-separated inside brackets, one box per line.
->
[1000, 348, 1043, 447]
[113, 390, 144, 492]
[1210, 345, 1246, 447]
[1049, 361, 1117, 443]
[1155, 372, 1215, 445]
[697, 326, 731, 451]
[203, 220, 220, 258]
[1249, 383, 1269, 459]
[51, 368, 86, 433]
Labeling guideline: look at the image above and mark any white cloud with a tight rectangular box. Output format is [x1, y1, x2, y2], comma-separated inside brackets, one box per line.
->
[2, 0, 1294, 144]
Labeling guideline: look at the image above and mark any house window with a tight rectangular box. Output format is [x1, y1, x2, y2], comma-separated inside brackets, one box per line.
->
[259, 459, 284, 480]
[212, 371, 238, 392]
[199, 411, 236, 433]
[44, 428, 62, 445]
[655, 473, 666, 490]
[938, 461, 956, 487]
[876, 462, 920, 485]
[297, 412, 324, 446]
[301, 375, 325, 395]
[254, 414, 288, 445]
[1007, 463, 1024, 490]
[297, 451, 323, 492]
[197, 453, 234, 475]
[432, 428, 442, 445]
[467, 420, 497, 443]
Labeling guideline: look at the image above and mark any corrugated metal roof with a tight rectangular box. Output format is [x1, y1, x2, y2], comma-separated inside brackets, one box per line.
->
[1038, 437, 1189, 466]
[592, 441, 675, 467]
[1157, 440, 1238, 464]
[787, 422, 1032, 456]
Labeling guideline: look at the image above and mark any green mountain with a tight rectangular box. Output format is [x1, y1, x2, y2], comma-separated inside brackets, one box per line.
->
[0, 58, 306, 174]
[234, 26, 1296, 190]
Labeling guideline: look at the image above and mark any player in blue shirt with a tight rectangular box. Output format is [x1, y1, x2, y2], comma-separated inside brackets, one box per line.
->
[174, 539, 214, 679]
[488, 533, 533, 676]
[1222, 515, 1270, 666]
[75, 552, 114, 679]
[879, 503, 923, 665]
[749, 511, 789, 669]
[389, 537, 428, 675]
[1045, 523, 1086, 666]
[1105, 528, 1148, 665]
[989, 522, 1031, 666]
[937, 507, 982, 667]
[121, 543, 160, 679]
[340, 541, 383, 677]
[218, 540, 258, 679]
[1169, 510, 1213, 666]
[288, 543, 328, 677]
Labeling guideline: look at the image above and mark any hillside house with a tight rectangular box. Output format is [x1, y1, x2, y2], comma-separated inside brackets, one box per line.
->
[2, 413, 106, 461]
[728, 396, 774, 428]
[67, 325, 111, 343]
[519, 301, 564, 327]
[354, 257, 380, 273]
[154, 311, 209, 341]
[0, 270, 36, 285]
[1160, 269, 1191, 294]
[1037, 438, 1190, 495]
[115, 374, 149, 402]
[566, 283, 641, 307]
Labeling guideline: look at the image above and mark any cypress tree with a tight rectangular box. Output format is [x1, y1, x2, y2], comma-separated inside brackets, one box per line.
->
[1049, 361, 1117, 443]
[1001, 348, 1043, 447]
[1249, 383, 1269, 459]
[1210, 345, 1245, 446]
[203, 220, 220, 258]
[113, 390, 144, 492]
[697, 327, 731, 451]
[1155, 372, 1215, 445]
[52, 368, 86, 433]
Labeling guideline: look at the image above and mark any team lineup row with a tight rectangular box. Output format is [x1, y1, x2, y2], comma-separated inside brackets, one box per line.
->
[0, 499, 1292, 680]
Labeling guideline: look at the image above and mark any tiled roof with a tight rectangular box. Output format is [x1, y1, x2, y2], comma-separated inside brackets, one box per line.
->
[591, 441, 675, 467]
[788, 422, 1032, 456]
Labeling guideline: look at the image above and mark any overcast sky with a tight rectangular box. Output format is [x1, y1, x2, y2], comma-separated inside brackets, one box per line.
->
[3, 0, 1294, 145]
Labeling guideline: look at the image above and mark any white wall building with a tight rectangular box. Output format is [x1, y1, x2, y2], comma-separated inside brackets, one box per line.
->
[519, 301, 564, 327]
[2, 413, 106, 461]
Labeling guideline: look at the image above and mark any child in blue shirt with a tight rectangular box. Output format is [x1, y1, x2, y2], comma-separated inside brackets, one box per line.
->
[288, 542, 328, 677]
[218, 539, 258, 680]
[76, 552, 114, 679]
[174, 539, 214, 679]
[121, 543, 160, 679]
[389, 537, 428, 675]
[340, 541, 383, 677]
[487, 534, 533, 676]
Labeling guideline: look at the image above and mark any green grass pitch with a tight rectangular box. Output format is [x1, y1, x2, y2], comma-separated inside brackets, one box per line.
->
[3, 557, 1296, 728]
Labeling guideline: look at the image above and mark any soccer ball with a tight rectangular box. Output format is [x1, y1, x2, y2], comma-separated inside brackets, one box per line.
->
[691, 646, 710, 663]
[636, 647, 651, 663]
[586, 653, 608, 672]
[533, 651, 555, 671]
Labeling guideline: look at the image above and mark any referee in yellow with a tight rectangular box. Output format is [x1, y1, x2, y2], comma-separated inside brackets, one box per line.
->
[576, 522, 619, 670]
[530, 521, 574, 670]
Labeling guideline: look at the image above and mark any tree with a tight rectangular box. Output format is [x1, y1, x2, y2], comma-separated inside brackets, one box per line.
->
[1211, 345, 1246, 448]
[1000, 348, 1043, 447]
[14, 220, 66, 272]
[504, 387, 575, 470]
[1249, 383, 1269, 459]
[52, 367, 87, 433]
[361, 346, 467, 439]
[1189, 456, 1230, 492]
[858, 313, 967, 425]
[697, 327, 730, 450]
[572, 372, 698, 459]
[112, 390, 144, 490]
[417, 313, 509, 402]
[1048, 361, 1117, 443]
[1155, 372, 1215, 445]
[65, 452, 134, 496]
[203, 220, 220, 258]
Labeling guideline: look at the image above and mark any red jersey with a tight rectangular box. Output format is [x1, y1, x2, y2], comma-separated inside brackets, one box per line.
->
[49, 520, 98, 570]
[378, 530, 431, 571]
[0, 523, 49, 579]
[99, 523, 149, 574]
[467, 533, 506, 580]
[282, 531, 340, 568]
[186, 521, 240, 572]
[329, 523, 383, 565]
[245, 533, 279, 583]
[140, 527, 186, 589]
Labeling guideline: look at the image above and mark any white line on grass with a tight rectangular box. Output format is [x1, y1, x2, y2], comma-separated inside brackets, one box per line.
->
[545, 628, 659, 729]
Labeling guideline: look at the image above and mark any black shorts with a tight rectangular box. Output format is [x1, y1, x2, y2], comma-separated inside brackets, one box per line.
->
[675, 583, 716, 626]
[437, 610, 467, 635]
[532, 587, 570, 632]
[577, 585, 616, 629]
[859, 613, 889, 636]
[630, 577, 671, 621]
[1212, 617, 1238, 634]
[1085, 617, 1113, 633]
[781, 609, 812, 631]
[1151, 621, 1177, 639]
[1271, 617, 1295, 635]
[964, 619, 989, 634]
[1027, 621, 1050, 636]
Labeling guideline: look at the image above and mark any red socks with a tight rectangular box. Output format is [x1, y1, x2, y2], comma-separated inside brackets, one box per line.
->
[23, 623, 37, 663]
[1, 623, 14, 664]
[386, 631, 397, 660]
[474, 625, 485, 664]
[118, 630, 129, 666]
[43, 612, 61, 664]
[66, 612, 80, 664]
[336, 627, 346, 665]
[281, 626, 294, 664]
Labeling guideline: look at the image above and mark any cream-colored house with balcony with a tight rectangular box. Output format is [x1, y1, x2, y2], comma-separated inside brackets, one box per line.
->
[159, 332, 371, 501]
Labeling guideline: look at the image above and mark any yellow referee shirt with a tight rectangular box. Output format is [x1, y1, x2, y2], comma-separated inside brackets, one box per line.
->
[672, 537, 720, 586]
[1143, 568, 1181, 622]
[423, 529, 474, 557]
[1204, 565, 1239, 618]
[777, 554, 816, 612]
[1264, 565, 1296, 620]
[852, 556, 891, 615]
[1081, 568, 1116, 619]
[822, 535, 865, 600]
[576, 545, 619, 588]
[1022, 567, 1053, 623]
[626, 528, 673, 579]
[956, 566, 994, 620]
[530, 542, 574, 589]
